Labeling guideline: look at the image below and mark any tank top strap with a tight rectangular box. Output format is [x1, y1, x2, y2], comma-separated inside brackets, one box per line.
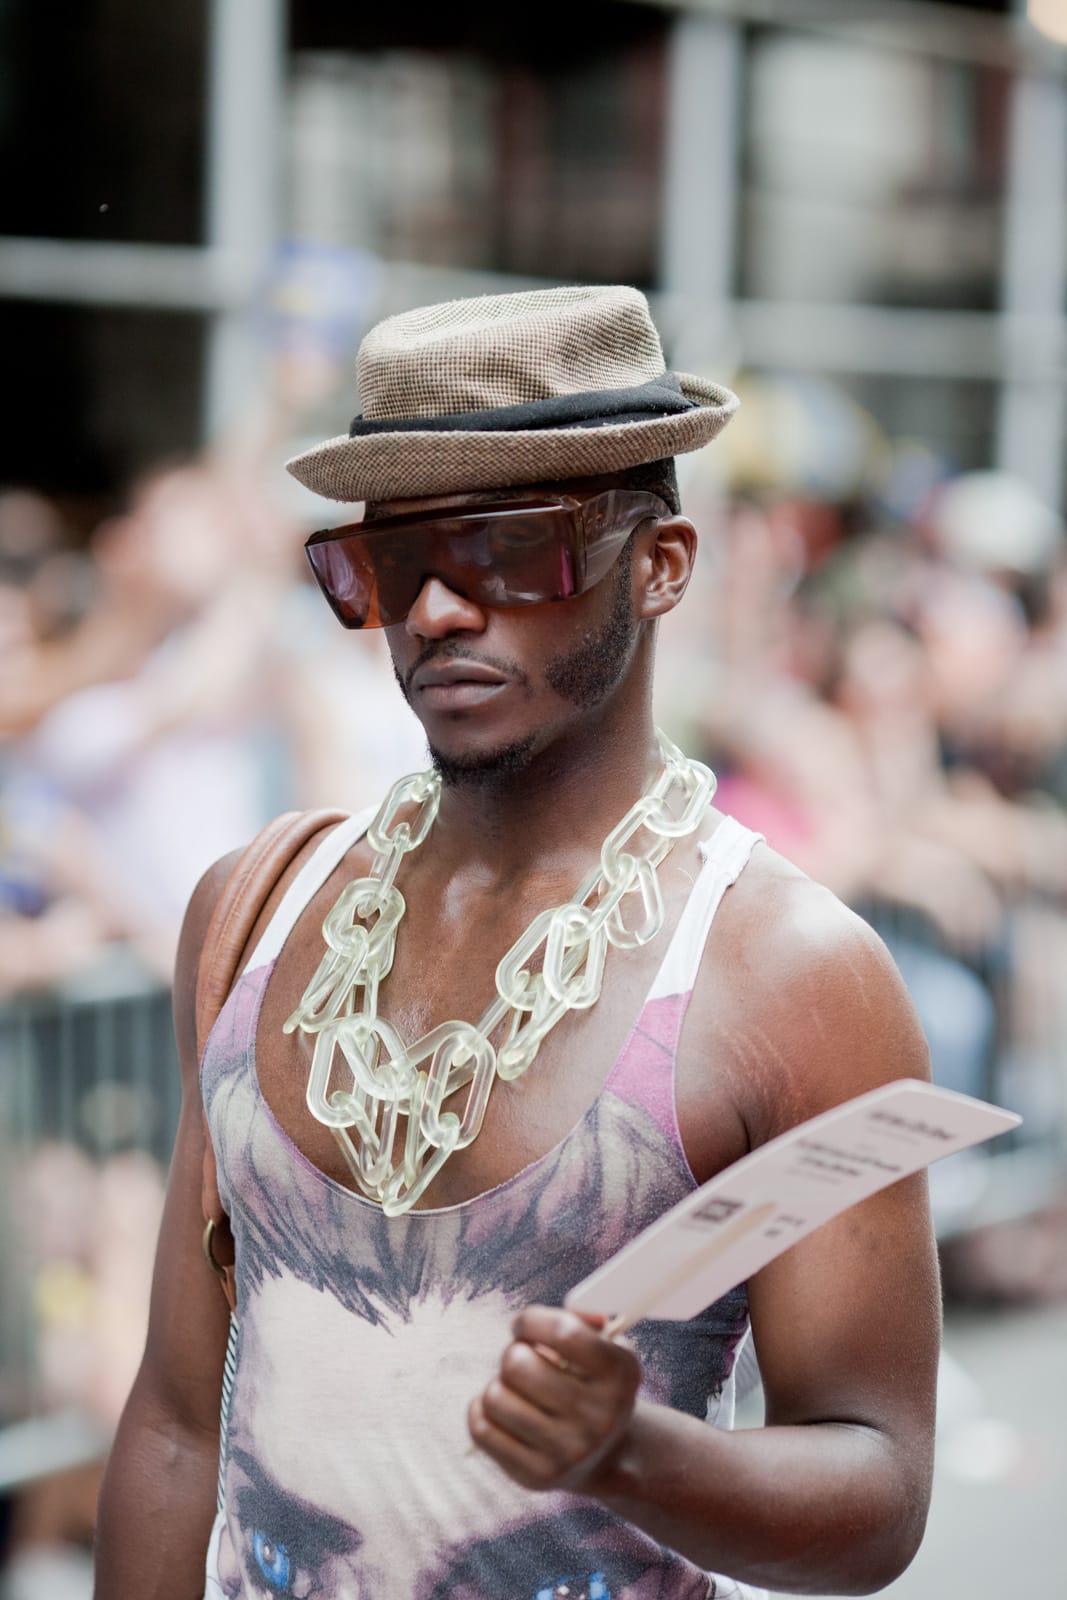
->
[646, 815, 763, 1002]
[243, 805, 377, 972]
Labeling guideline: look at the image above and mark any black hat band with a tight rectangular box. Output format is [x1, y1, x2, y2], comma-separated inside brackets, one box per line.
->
[348, 374, 697, 439]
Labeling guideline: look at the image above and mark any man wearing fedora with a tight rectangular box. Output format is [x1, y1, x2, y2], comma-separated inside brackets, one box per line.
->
[96, 287, 939, 1600]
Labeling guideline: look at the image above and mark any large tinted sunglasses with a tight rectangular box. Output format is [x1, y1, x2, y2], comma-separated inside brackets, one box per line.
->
[304, 489, 669, 629]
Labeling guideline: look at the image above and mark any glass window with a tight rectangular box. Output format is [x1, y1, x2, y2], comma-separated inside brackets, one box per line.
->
[738, 28, 1009, 311]
[0, 0, 207, 246]
[286, 2, 668, 284]
[841, 372, 999, 474]
[0, 302, 204, 495]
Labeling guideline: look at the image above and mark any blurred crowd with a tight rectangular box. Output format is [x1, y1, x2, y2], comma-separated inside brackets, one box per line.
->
[2, 382, 1067, 1590]
[665, 388, 1067, 1302]
[0, 458, 425, 995]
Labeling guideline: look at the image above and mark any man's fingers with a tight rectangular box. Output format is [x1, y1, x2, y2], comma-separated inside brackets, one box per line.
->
[499, 1339, 576, 1414]
[510, 1305, 615, 1376]
[480, 1373, 571, 1452]
[468, 1306, 642, 1494]
[467, 1397, 559, 1489]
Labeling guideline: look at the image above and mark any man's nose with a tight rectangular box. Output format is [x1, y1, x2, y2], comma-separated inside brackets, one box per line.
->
[404, 575, 487, 638]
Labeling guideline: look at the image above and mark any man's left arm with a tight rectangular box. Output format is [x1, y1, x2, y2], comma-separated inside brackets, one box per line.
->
[469, 899, 941, 1596]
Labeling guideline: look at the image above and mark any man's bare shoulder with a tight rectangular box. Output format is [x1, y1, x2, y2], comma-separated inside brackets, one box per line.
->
[681, 829, 931, 1163]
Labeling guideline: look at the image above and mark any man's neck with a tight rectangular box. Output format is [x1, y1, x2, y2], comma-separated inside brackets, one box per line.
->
[423, 708, 662, 890]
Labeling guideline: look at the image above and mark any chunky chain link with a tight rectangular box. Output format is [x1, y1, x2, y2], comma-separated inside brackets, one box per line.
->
[285, 730, 715, 1215]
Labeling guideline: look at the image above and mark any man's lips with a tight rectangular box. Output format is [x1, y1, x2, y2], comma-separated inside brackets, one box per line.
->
[411, 660, 509, 693]
[410, 658, 510, 709]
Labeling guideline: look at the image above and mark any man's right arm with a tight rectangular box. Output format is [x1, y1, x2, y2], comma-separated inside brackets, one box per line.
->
[94, 852, 240, 1599]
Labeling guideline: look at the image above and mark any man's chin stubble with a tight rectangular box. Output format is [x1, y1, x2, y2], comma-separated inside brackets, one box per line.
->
[406, 554, 639, 791]
[428, 734, 537, 790]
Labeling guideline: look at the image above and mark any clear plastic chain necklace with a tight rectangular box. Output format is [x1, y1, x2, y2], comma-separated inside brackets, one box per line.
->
[285, 729, 716, 1215]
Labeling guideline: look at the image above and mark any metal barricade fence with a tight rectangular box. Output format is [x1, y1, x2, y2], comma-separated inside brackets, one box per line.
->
[0, 970, 180, 1496]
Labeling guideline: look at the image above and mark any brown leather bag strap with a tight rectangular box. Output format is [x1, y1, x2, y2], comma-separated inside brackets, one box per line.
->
[196, 807, 348, 1315]
[195, 808, 346, 1060]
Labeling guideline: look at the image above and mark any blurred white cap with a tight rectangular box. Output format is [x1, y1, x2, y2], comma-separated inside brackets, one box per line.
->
[929, 471, 1064, 577]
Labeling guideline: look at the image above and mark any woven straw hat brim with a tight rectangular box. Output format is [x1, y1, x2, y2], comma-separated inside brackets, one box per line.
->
[287, 373, 738, 505]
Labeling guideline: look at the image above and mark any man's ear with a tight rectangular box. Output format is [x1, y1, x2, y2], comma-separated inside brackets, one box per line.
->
[634, 516, 697, 620]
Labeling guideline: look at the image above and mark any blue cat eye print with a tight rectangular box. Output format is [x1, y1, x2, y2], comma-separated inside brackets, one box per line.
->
[534, 1572, 611, 1600]
[252, 1528, 293, 1592]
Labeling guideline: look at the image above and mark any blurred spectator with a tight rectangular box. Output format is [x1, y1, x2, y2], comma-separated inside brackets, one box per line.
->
[0, 494, 116, 995]
[0, 454, 425, 992]
[12, 461, 295, 976]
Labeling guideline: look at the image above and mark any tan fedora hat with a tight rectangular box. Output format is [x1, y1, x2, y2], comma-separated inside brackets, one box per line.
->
[286, 285, 738, 504]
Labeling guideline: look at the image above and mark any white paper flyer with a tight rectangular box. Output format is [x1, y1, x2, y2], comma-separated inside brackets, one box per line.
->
[565, 1080, 1019, 1331]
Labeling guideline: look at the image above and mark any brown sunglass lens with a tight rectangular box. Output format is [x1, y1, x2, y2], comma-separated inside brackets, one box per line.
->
[306, 540, 377, 628]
